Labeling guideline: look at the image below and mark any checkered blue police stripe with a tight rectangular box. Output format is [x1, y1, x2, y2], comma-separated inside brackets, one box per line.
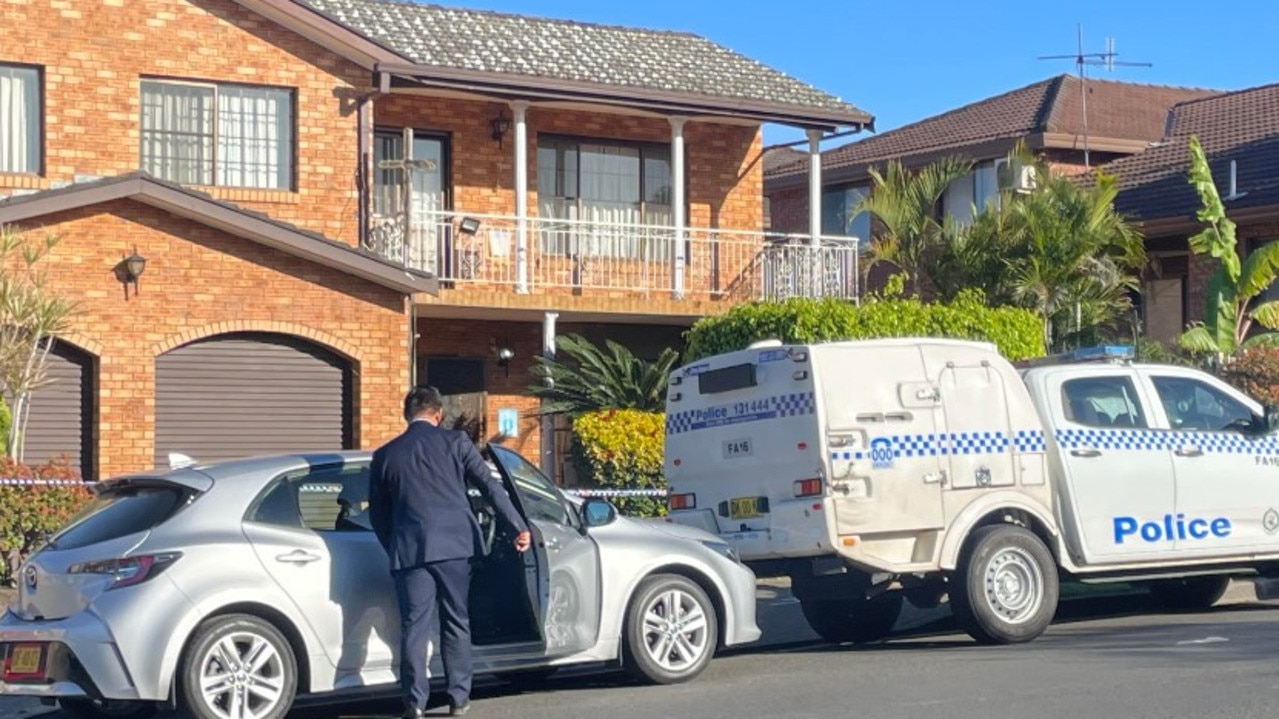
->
[665, 391, 817, 435]
[830, 431, 1042, 461]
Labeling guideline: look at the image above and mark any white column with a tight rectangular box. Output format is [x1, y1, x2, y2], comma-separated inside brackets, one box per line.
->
[670, 116, 687, 300]
[513, 100, 530, 294]
[539, 311, 559, 479]
[807, 129, 823, 297]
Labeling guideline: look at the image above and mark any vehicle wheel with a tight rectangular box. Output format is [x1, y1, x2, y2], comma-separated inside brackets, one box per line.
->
[57, 699, 157, 719]
[176, 613, 298, 719]
[1148, 576, 1231, 611]
[800, 592, 903, 644]
[621, 574, 718, 684]
[950, 524, 1058, 645]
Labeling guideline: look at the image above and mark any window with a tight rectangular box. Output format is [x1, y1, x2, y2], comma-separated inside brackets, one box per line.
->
[249, 462, 371, 532]
[537, 135, 673, 259]
[0, 64, 40, 174]
[942, 161, 1004, 226]
[821, 184, 871, 246]
[49, 485, 193, 551]
[490, 445, 574, 527]
[1151, 376, 1253, 432]
[1061, 377, 1148, 429]
[140, 80, 293, 189]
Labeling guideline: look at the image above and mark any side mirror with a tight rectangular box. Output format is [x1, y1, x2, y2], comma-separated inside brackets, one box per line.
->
[581, 498, 618, 528]
[1266, 405, 1279, 433]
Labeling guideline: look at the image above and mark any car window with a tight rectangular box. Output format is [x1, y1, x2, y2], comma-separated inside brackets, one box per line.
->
[489, 446, 574, 527]
[249, 462, 372, 532]
[1061, 377, 1148, 429]
[1151, 376, 1253, 432]
[49, 484, 193, 551]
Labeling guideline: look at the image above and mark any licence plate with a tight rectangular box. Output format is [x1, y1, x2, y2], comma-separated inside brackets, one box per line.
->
[6, 643, 46, 678]
[722, 438, 753, 459]
[729, 496, 764, 520]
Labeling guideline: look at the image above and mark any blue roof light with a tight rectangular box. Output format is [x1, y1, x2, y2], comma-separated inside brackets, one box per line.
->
[1067, 345, 1136, 362]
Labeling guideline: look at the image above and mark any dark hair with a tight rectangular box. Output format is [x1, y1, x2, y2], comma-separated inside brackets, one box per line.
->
[403, 386, 444, 422]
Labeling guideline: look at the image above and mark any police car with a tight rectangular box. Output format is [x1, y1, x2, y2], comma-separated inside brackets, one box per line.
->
[663, 338, 1279, 645]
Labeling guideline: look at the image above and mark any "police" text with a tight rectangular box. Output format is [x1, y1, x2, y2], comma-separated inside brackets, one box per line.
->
[1113, 514, 1231, 544]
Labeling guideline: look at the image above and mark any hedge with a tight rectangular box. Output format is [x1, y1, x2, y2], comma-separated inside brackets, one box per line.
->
[683, 291, 1046, 363]
[1219, 346, 1279, 406]
[0, 458, 92, 587]
[571, 409, 666, 518]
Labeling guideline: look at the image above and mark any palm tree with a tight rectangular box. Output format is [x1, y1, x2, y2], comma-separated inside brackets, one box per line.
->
[855, 156, 974, 296]
[1178, 135, 1279, 359]
[528, 334, 679, 415]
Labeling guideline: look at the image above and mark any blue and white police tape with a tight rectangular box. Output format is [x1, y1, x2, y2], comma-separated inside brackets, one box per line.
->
[565, 488, 667, 498]
[0, 478, 90, 486]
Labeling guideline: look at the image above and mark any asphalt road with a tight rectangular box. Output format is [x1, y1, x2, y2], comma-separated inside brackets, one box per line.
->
[6, 581, 1279, 719]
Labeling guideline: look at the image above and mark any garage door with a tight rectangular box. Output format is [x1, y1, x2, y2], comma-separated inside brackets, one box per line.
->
[23, 341, 94, 479]
[155, 332, 352, 467]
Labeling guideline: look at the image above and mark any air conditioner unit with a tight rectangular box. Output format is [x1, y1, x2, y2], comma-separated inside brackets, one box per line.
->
[1011, 164, 1037, 194]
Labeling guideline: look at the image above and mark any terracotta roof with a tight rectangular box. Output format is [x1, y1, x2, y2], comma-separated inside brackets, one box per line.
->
[0, 173, 437, 295]
[766, 75, 1218, 185]
[1102, 83, 1279, 224]
[291, 0, 872, 127]
[763, 147, 808, 174]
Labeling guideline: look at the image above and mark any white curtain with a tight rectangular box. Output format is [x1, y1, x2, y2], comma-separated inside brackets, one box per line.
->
[0, 66, 39, 174]
[141, 82, 214, 185]
[371, 133, 444, 273]
[216, 86, 291, 189]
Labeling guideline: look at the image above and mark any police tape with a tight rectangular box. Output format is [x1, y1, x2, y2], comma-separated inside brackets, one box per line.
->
[0, 478, 669, 498]
[0, 478, 90, 486]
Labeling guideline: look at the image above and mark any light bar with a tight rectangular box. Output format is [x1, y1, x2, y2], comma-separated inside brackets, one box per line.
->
[1068, 345, 1135, 362]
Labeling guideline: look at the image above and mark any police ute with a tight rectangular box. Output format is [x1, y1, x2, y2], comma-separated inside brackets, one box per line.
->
[663, 338, 1279, 645]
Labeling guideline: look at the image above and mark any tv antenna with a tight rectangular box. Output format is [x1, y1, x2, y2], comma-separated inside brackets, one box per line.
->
[1038, 25, 1152, 167]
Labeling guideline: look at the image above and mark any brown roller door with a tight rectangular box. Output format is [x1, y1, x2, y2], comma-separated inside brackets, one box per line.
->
[23, 341, 94, 479]
[154, 332, 352, 467]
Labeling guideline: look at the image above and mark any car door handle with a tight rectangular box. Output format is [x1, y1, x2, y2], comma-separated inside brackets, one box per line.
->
[275, 550, 322, 565]
[1070, 448, 1102, 458]
[1175, 446, 1204, 458]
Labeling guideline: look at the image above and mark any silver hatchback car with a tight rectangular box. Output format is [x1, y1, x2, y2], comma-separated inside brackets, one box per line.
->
[0, 445, 759, 719]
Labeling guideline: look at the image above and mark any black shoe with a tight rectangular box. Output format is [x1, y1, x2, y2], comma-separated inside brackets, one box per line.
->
[402, 707, 424, 719]
[449, 700, 471, 716]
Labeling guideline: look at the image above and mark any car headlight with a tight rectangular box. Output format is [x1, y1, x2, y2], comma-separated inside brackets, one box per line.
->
[701, 540, 741, 565]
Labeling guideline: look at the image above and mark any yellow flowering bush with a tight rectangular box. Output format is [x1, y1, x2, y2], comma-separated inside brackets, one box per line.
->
[571, 409, 666, 517]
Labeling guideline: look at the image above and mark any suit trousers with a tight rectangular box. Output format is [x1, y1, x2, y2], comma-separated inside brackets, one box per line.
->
[393, 558, 473, 710]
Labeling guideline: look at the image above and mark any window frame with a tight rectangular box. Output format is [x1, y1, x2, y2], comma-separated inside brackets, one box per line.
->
[139, 77, 297, 191]
[0, 62, 44, 176]
[372, 126, 453, 216]
[1060, 376, 1150, 429]
[245, 461, 372, 533]
[1149, 374, 1256, 433]
[489, 445, 579, 530]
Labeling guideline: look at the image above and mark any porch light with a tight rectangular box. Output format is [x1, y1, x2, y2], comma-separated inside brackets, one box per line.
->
[459, 216, 482, 235]
[495, 345, 515, 377]
[490, 110, 510, 146]
[119, 247, 147, 299]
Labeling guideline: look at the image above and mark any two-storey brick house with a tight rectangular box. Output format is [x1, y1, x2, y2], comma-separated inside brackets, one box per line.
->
[0, 0, 869, 479]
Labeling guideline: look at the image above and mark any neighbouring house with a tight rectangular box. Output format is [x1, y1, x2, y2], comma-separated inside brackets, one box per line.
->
[0, 0, 869, 480]
[1099, 83, 1279, 345]
[765, 75, 1218, 249]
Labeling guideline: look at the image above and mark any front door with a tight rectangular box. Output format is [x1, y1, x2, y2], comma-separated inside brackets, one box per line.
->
[242, 460, 398, 686]
[1049, 373, 1178, 564]
[1144, 371, 1279, 554]
[374, 129, 448, 274]
[489, 446, 601, 657]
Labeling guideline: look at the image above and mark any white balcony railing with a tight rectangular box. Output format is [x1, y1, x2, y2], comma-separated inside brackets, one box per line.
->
[366, 210, 860, 302]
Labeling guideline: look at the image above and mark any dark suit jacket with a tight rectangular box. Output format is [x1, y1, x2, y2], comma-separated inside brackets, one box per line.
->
[368, 421, 529, 569]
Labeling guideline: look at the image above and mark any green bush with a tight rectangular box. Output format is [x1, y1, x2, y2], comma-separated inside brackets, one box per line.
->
[571, 409, 665, 518]
[0, 457, 92, 587]
[683, 291, 1046, 362]
[0, 396, 9, 456]
[1218, 346, 1279, 405]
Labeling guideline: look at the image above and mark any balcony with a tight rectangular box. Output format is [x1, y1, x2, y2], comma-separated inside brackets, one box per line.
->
[366, 211, 860, 303]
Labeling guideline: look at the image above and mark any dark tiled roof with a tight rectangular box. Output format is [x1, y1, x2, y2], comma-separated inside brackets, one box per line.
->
[763, 147, 808, 174]
[766, 75, 1217, 182]
[1102, 83, 1279, 224]
[296, 0, 869, 123]
[0, 172, 437, 294]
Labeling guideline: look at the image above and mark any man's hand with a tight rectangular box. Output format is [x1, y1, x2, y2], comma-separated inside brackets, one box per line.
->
[514, 531, 532, 552]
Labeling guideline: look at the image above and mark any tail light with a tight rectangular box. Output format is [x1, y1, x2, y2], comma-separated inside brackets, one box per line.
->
[793, 478, 823, 498]
[68, 552, 183, 590]
[668, 493, 697, 511]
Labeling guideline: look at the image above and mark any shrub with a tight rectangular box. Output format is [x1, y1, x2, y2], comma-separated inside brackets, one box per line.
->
[571, 409, 665, 518]
[0, 457, 92, 586]
[683, 291, 1045, 362]
[1219, 346, 1279, 405]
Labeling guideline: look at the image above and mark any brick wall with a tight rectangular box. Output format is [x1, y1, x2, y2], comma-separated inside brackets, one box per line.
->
[15, 201, 409, 477]
[0, 0, 367, 244]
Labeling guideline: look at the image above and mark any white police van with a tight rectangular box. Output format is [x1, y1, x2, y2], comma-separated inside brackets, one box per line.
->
[663, 338, 1279, 645]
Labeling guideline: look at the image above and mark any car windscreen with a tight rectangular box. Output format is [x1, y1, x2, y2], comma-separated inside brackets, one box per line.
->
[48, 484, 194, 551]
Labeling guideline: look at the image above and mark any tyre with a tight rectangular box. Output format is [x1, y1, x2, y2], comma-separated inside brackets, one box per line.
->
[1148, 576, 1231, 611]
[57, 699, 157, 719]
[621, 574, 718, 684]
[800, 592, 903, 644]
[950, 524, 1059, 645]
[176, 614, 298, 719]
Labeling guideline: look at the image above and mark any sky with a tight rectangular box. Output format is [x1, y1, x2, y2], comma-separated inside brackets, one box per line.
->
[426, 0, 1279, 147]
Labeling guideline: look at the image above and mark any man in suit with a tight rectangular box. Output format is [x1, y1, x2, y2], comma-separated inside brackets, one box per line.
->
[370, 387, 531, 718]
